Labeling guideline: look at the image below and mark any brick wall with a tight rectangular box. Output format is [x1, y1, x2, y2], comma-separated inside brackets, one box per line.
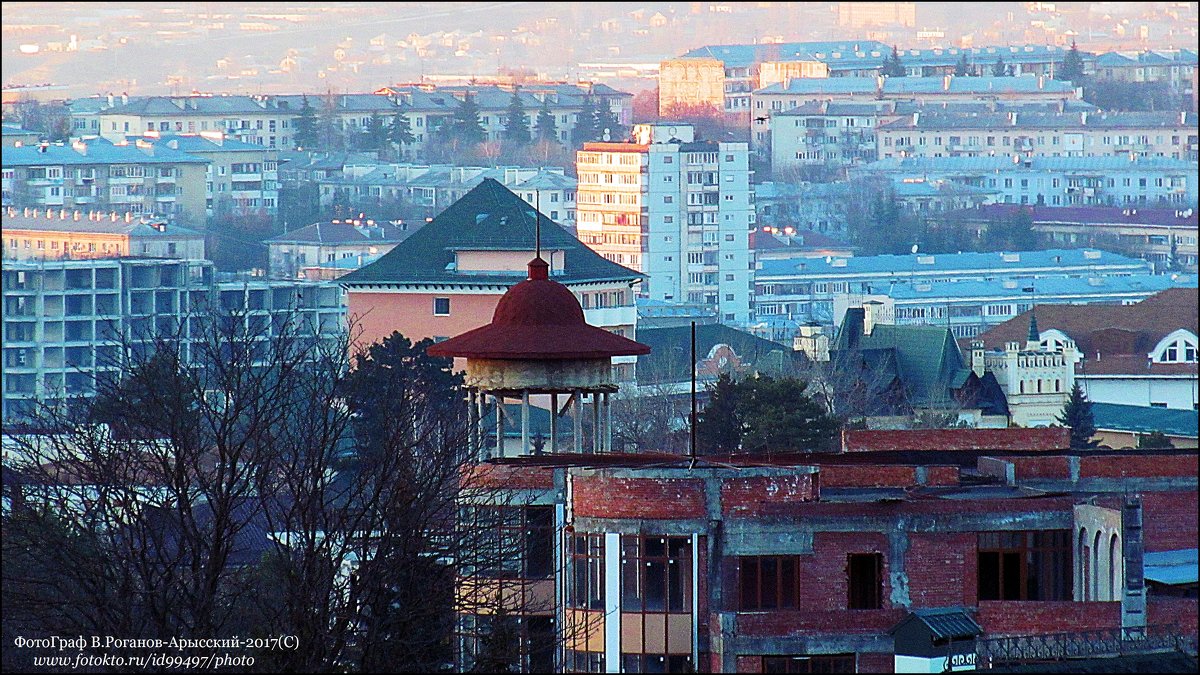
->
[802, 532, 892, 612]
[843, 428, 1070, 452]
[975, 601, 1121, 636]
[819, 465, 917, 488]
[571, 474, 706, 519]
[736, 608, 907, 635]
[721, 474, 817, 516]
[923, 465, 960, 485]
[1147, 596, 1199, 635]
[1078, 454, 1198, 478]
[906, 533, 977, 607]
[1011, 455, 1072, 480]
[466, 462, 557, 489]
[1140, 490, 1200, 551]
[857, 652, 895, 673]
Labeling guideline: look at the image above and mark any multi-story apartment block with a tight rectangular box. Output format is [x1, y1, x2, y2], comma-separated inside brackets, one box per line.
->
[1, 257, 346, 420]
[943, 204, 1200, 273]
[317, 164, 577, 230]
[576, 123, 753, 324]
[829, 272, 1197, 339]
[753, 75, 1080, 152]
[852, 155, 1198, 208]
[2, 138, 210, 225]
[754, 247, 1151, 331]
[128, 132, 281, 217]
[875, 111, 1200, 162]
[667, 41, 1092, 122]
[767, 101, 890, 170]
[96, 95, 301, 148]
[265, 217, 414, 280]
[1093, 49, 1198, 100]
[2, 124, 39, 148]
[2, 207, 205, 261]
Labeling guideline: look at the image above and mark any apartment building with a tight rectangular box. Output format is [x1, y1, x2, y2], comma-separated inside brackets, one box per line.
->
[317, 164, 577, 230]
[767, 101, 891, 169]
[2, 138, 209, 226]
[265, 217, 414, 280]
[1093, 49, 1197, 99]
[753, 247, 1150, 330]
[128, 132, 280, 217]
[667, 42, 1091, 121]
[2, 124, 39, 148]
[753, 75, 1080, 151]
[2, 207, 205, 261]
[828, 272, 1197, 339]
[852, 155, 1198, 208]
[576, 123, 753, 324]
[1, 257, 346, 420]
[96, 95, 301, 148]
[945, 204, 1200, 273]
[875, 111, 1200, 162]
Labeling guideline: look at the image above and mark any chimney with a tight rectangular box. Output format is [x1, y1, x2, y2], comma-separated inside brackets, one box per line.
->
[862, 300, 884, 336]
[1037, 76, 1044, 90]
[1009, 111, 1017, 125]
[106, 93, 114, 107]
[971, 340, 986, 377]
[60, 208, 67, 219]
[110, 212, 118, 222]
[73, 210, 81, 221]
[943, 74, 952, 91]
[23, 207, 30, 217]
[32, 208, 40, 219]
[125, 212, 132, 223]
[121, 92, 129, 105]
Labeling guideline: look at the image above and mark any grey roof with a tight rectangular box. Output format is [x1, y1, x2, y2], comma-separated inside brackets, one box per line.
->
[883, 75, 1076, 95]
[266, 220, 412, 245]
[2, 124, 37, 136]
[890, 607, 984, 640]
[1091, 403, 1199, 439]
[756, 76, 879, 96]
[128, 134, 274, 153]
[857, 155, 1197, 173]
[1, 138, 210, 167]
[513, 170, 577, 191]
[339, 178, 642, 287]
[688, 42, 1091, 70]
[2, 212, 203, 237]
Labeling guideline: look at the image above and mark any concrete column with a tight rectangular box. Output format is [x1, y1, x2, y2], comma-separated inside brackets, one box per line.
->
[550, 392, 559, 453]
[521, 390, 530, 455]
[467, 389, 478, 458]
[495, 394, 504, 459]
[592, 393, 601, 454]
[573, 389, 583, 454]
[603, 392, 612, 454]
[477, 392, 487, 459]
[603, 532, 621, 673]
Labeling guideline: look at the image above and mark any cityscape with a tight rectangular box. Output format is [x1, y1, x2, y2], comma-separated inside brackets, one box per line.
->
[2, 2, 1197, 674]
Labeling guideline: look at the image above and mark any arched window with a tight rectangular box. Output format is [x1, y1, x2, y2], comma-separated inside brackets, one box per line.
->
[1151, 329, 1199, 364]
[1078, 528, 1089, 601]
[1092, 530, 1103, 602]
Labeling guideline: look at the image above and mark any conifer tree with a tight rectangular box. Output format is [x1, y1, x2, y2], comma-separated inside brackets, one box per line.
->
[1058, 40, 1086, 83]
[390, 113, 415, 148]
[882, 45, 906, 77]
[503, 88, 531, 144]
[293, 95, 318, 150]
[992, 56, 1008, 77]
[534, 99, 558, 143]
[954, 53, 971, 77]
[1057, 383, 1098, 449]
[571, 95, 599, 145]
[451, 93, 486, 145]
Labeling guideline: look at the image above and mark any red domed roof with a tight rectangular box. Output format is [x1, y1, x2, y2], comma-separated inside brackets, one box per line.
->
[428, 258, 650, 360]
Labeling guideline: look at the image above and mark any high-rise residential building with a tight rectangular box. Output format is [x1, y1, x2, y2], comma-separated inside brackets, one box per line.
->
[576, 123, 753, 324]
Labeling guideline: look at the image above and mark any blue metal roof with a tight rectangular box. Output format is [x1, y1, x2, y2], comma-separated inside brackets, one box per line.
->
[2, 138, 209, 166]
[757, 77, 878, 95]
[684, 42, 1084, 70]
[757, 248, 1149, 279]
[883, 75, 1076, 95]
[859, 155, 1197, 173]
[128, 134, 272, 153]
[1091, 403, 1199, 439]
[1144, 549, 1199, 586]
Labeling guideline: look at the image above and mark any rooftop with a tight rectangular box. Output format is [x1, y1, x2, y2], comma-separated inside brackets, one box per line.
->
[858, 155, 1197, 173]
[1092, 403, 1199, 440]
[756, 248, 1149, 279]
[1, 138, 209, 167]
[2, 207, 201, 237]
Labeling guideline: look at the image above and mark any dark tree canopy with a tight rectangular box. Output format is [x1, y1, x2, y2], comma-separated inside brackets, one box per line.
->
[1058, 40, 1086, 83]
[882, 45, 907, 77]
[1136, 431, 1173, 449]
[954, 53, 971, 77]
[503, 88, 531, 145]
[293, 95, 319, 150]
[534, 99, 558, 143]
[697, 373, 840, 454]
[991, 56, 1008, 77]
[571, 95, 600, 145]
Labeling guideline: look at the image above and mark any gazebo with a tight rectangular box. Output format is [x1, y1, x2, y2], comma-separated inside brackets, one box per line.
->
[428, 257, 650, 458]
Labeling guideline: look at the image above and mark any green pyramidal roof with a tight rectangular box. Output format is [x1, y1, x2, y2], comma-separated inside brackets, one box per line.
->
[339, 178, 643, 286]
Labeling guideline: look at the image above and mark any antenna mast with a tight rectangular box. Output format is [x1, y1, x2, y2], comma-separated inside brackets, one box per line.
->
[535, 192, 541, 260]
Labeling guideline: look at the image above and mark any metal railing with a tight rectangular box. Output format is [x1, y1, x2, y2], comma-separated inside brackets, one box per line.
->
[974, 624, 1195, 669]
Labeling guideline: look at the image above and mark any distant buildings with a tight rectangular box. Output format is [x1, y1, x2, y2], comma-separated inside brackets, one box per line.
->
[576, 123, 753, 324]
[129, 132, 281, 218]
[265, 217, 414, 280]
[1, 257, 345, 420]
[753, 247, 1155, 334]
[851, 155, 1198, 208]
[2, 124, 39, 148]
[663, 41, 1091, 122]
[2, 138, 210, 225]
[1093, 49, 1197, 100]
[2, 207, 205, 261]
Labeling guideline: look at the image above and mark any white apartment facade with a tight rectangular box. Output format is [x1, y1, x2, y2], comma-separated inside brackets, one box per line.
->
[576, 123, 753, 324]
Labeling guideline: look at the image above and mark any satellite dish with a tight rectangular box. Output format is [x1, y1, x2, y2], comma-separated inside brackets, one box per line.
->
[911, 244, 919, 254]
[825, 256, 832, 263]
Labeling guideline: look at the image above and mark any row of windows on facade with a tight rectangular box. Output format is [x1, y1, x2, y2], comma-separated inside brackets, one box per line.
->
[428, 290, 631, 317]
[882, 134, 1198, 148]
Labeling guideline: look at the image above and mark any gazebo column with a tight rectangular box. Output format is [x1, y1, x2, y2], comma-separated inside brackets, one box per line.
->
[467, 389, 478, 457]
[591, 392, 601, 454]
[495, 394, 504, 459]
[604, 392, 612, 454]
[476, 392, 487, 458]
[550, 393, 559, 453]
[521, 390, 531, 455]
[573, 389, 583, 454]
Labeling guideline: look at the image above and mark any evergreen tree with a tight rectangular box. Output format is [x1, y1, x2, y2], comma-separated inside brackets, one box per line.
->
[362, 112, 389, 152]
[593, 99, 624, 142]
[317, 94, 345, 152]
[991, 56, 1008, 77]
[571, 95, 599, 145]
[503, 88, 531, 144]
[1058, 40, 1086, 83]
[696, 373, 743, 454]
[293, 95, 318, 150]
[882, 45, 906, 77]
[1057, 383, 1099, 449]
[450, 93, 486, 145]
[389, 113, 415, 149]
[534, 99, 558, 143]
[954, 53, 971, 77]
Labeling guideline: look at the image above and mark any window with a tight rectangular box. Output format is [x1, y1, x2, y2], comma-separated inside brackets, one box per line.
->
[433, 297, 450, 316]
[568, 533, 605, 610]
[621, 535, 691, 612]
[848, 553, 882, 609]
[763, 655, 856, 673]
[977, 530, 1072, 601]
[739, 556, 801, 610]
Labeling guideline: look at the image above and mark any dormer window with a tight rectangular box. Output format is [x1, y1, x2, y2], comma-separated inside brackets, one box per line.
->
[1151, 329, 1199, 364]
